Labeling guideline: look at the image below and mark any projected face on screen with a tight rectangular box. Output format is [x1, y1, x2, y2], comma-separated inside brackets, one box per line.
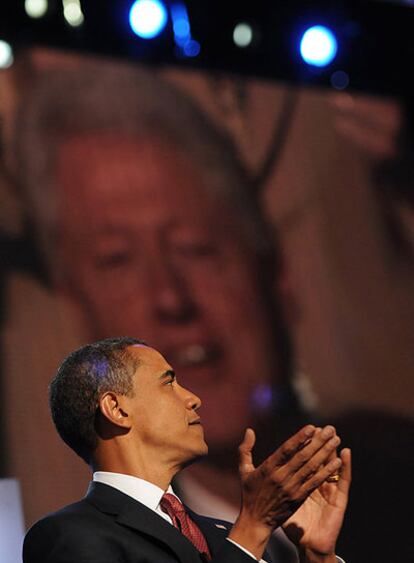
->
[53, 132, 278, 448]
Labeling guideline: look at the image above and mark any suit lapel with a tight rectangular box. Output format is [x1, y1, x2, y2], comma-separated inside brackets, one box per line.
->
[85, 482, 204, 563]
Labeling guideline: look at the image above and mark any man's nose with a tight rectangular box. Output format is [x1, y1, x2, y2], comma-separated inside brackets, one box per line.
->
[182, 387, 202, 411]
[149, 259, 196, 322]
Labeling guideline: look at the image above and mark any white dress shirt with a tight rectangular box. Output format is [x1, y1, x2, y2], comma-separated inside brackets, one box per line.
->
[93, 472, 344, 563]
[94, 471, 176, 524]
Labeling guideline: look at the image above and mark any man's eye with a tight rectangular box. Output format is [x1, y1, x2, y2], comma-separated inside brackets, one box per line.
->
[94, 251, 132, 269]
[175, 242, 217, 257]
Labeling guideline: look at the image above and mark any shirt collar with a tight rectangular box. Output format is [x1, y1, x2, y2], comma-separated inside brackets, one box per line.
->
[93, 471, 175, 512]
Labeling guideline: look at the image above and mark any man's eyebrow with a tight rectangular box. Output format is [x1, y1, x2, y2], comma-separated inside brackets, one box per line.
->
[159, 369, 176, 380]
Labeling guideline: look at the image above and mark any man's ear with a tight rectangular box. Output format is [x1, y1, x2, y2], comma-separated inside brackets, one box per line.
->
[99, 392, 132, 429]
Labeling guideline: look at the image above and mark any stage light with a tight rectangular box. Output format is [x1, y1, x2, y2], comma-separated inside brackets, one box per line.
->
[300, 25, 337, 67]
[129, 0, 168, 39]
[171, 7, 190, 41]
[0, 40, 14, 69]
[170, 2, 200, 57]
[171, 3, 191, 46]
[233, 23, 253, 48]
[63, 0, 84, 27]
[173, 18, 190, 39]
[183, 39, 200, 57]
[25, 0, 48, 19]
[331, 70, 349, 90]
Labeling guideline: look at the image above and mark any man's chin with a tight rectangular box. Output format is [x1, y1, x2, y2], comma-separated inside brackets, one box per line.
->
[194, 440, 209, 459]
[182, 443, 209, 468]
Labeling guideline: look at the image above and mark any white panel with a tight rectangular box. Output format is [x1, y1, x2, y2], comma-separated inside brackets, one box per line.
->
[0, 479, 25, 563]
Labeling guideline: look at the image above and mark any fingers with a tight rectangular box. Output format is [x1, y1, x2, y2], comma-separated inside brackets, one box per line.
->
[262, 425, 343, 501]
[285, 433, 341, 489]
[337, 448, 352, 495]
[325, 441, 340, 483]
[238, 428, 256, 477]
[296, 455, 343, 496]
[268, 425, 334, 472]
[266, 425, 316, 468]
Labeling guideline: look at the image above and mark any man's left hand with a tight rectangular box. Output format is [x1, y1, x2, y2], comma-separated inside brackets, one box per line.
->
[282, 443, 351, 562]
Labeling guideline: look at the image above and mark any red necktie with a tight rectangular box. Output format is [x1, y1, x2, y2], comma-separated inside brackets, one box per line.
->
[160, 493, 211, 560]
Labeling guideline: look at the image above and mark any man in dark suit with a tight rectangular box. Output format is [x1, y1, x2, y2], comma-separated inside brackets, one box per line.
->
[23, 337, 351, 563]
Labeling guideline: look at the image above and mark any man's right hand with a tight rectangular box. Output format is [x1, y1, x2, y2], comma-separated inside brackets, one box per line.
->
[228, 425, 343, 560]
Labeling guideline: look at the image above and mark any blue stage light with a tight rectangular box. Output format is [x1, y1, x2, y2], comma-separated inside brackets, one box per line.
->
[300, 25, 337, 67]
[171, 3, 190, 46]
[170, 2, 200, 57]
[129, 0, 168, 39]
[183, 39, 200, 57]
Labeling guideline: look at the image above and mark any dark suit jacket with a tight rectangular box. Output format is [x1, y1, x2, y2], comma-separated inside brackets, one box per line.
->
[23, 482, 274, 563]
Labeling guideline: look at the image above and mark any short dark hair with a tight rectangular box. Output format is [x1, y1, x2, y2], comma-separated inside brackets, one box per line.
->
[49, 336, 145, 464]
